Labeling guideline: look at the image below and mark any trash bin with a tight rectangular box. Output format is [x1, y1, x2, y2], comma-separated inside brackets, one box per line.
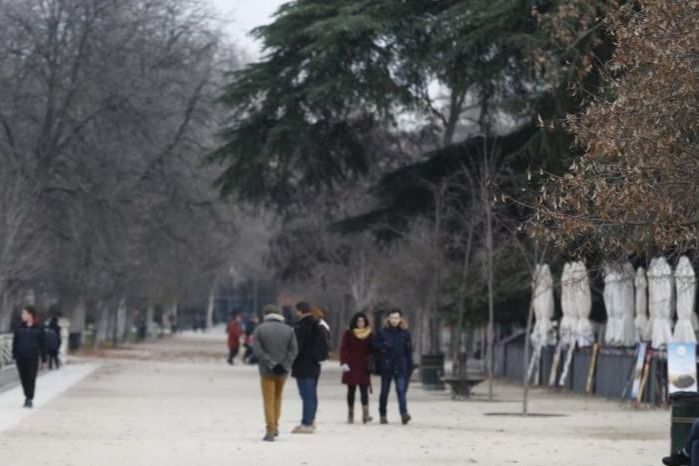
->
[420, 353, 445, 390]
[68, 332, 82, 351]
[670, 391, 699, 453]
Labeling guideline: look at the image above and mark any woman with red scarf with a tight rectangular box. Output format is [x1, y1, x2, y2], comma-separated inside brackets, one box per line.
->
[339, 312, 373, 424]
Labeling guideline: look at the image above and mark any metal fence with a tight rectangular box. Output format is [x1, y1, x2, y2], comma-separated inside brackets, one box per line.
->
[495, 334, 668, 405]
[0, 333, 13, 368]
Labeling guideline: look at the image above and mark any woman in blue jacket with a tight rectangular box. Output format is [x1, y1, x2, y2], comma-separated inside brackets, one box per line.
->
[372, 308, 413, 425]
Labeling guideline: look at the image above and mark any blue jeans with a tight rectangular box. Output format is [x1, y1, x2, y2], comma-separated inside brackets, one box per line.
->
[379, 374, 408, 417]
[684, 419, 699, 466]
[296, 377, 318, 426]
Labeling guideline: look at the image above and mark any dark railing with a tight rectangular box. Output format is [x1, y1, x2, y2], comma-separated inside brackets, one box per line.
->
[0, 333, 13, 368]
[495, 334, 669, 405]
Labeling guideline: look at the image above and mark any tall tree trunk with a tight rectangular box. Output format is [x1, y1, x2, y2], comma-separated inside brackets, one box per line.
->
[0, 289, 14, 332]
[252, 278, 259, 317]
[206, 284, 215, 330]
[115, 297, 128, 343]
[94, 301, 109, 348]
[146, 301, 155, 337]
[429, 182, 447, 355]
[522, 298, 536, 415]
[483, 149, 496, 401]
[169, 298, 179, 333]
[453, 228, 474, 373]
[123, 304, 135, 343]
[71, 295, 87, 333]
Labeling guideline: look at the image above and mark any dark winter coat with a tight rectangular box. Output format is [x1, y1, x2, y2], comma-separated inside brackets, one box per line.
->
[372, 325, 413, 376]
[340, 330, 372, 386]
[292, 315, 325, 379]
[45, 328, 60, 352]
[12, 323, 47, 362]
[46, 319, 61, 352]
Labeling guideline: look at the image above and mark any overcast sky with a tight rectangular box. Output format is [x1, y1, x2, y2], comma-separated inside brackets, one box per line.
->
[205, 0, 287, 60]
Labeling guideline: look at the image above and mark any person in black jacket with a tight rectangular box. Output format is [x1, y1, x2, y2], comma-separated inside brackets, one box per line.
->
[373, 308, 413, 425]
[291, 301, 327, 433]
[12, 306, 47, 408]
[46, 316, 62, 370]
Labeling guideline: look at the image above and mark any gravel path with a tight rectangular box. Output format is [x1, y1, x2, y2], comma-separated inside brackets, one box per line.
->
[0, 332, 668, 465]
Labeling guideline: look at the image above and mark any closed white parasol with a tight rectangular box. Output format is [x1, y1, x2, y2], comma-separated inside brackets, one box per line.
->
[560, 262, 578, 345]
[618, 262, 636, 347]
[572, 261, 594, 347]
[634, 267, 649, 342]
[673, 256, 696, 343]
[648, 257, 674, 349]
[532, 264, 556, 347]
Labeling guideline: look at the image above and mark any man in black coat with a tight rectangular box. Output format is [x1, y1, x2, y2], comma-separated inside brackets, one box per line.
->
[291, 301, 328, 433]
[373, 308, 413, 425]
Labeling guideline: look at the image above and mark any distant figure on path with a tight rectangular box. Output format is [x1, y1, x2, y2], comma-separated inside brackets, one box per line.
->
[291, 301, 328, 433]
[45, 316, 62, 370]
[168, 313, 179, 334]
[252, 304, 298, 442]
[226, 313, 243, 365]
[339, 311, 373, 424]
[12, 306, 47, 408]
[243, 314, 259, 364]
[373, 308, 413, 425]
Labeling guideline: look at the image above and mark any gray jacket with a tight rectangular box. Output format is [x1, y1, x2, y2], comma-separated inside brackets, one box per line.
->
[252, 313, 298, 377]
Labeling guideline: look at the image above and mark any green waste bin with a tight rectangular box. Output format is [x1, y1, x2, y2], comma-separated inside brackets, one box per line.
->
[419, 353, 445, 390]
[670, 391, 699, 453]
[68, 332, 82, 351]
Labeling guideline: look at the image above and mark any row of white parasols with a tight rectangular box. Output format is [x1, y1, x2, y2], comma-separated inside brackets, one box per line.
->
[532, 257, 697, 350]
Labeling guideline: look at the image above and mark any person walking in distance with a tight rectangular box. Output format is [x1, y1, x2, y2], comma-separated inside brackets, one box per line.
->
[340, 312, 374, 424]
[243, 314, 259, 364]
[291, 301, 328, 434]
[373, 308, 413, 425]
[252, 305, 298, 442]
[226, 313, 243, 365]
[45, 316, 62, 370]
[12, 306, 47, 408]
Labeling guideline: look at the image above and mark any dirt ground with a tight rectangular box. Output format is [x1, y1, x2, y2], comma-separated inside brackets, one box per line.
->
[0, 331, 669, 465]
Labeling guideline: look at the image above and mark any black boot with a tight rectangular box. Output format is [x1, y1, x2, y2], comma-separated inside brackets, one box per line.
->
[401, 413, 411, 425]
[663, 449, 690, 466]
[347, 407, 354, 424]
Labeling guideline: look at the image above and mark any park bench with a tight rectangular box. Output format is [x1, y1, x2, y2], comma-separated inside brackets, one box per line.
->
[441, 375, 486, 400]
[441, 352, 486, 400]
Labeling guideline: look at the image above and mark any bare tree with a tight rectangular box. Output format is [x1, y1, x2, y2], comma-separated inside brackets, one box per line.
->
[0, 0, 246, 340]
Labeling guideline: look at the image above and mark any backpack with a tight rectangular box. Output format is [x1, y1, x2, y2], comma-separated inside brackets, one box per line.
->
[312, 321, 330, 362]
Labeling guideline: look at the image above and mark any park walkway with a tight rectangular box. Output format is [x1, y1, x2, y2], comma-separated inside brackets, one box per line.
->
[0, 331, 668, 465]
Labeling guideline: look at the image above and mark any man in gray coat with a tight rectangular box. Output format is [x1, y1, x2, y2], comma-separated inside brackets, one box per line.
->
[252, 304, 298, 441]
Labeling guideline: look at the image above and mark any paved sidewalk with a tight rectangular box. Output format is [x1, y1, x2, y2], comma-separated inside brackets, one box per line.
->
[0, 365, 19, 392]
[0, 361, 99, 433]
[0, 333, 668, 465]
